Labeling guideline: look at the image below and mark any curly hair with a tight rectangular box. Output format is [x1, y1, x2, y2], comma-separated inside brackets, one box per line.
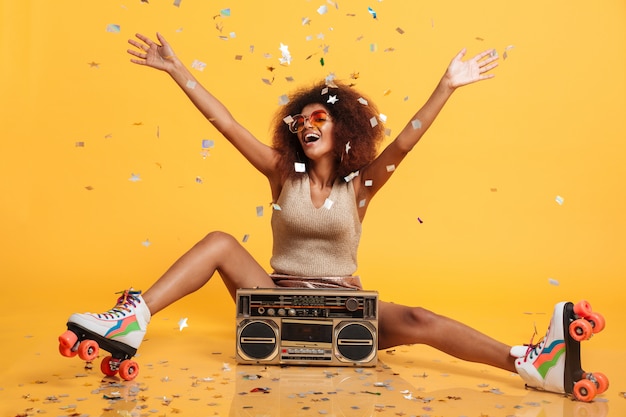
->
[271, 80, 385, 181]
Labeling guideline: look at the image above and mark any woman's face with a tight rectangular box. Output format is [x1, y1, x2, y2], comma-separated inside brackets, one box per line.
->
[293, 103, 335, 161]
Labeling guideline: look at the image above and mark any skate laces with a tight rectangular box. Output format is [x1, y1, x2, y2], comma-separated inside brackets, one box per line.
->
[96, 289, 142, 319]
[524, 324, 543, 360]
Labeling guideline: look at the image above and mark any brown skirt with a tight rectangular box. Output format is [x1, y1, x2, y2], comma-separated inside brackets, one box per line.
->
[270, 274, 363, 290]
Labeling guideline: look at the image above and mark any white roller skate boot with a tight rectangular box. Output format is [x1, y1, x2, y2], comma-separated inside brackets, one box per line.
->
[59, 289, 151, 380]
[511, 301, 608, 402]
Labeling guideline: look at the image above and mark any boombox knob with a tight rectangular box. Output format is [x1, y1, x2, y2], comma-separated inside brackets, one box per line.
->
[345, 297, 359, 312]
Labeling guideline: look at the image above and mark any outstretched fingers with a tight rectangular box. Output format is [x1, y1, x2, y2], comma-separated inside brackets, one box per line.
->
[473, 49, 499, 79]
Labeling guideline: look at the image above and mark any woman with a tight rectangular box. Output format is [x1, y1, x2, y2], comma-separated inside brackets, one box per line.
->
[64, 33, 604, 401]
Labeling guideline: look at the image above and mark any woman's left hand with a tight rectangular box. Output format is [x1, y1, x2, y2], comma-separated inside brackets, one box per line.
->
[445, 48, 499, 89]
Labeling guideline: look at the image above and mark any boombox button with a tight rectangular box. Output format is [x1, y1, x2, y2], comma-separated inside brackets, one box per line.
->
[278, 308, 286, 316]
[288, 308, 296, 316]
[267, 308, 275, 316]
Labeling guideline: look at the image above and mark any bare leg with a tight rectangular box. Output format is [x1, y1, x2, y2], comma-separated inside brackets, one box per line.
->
[142, 231, 275, 315]
[378, 301, 516, 373]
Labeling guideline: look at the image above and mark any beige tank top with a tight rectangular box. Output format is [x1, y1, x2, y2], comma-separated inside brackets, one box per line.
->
[270, 176, 362, 277]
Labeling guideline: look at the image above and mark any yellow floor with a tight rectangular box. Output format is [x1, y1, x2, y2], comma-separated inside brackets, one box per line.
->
[2, 303, 624, 417]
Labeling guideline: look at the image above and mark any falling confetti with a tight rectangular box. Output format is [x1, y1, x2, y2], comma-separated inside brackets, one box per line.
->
[323, 199, 334, 210]
[317, 5, 328, 14]
[548, 278, 560, 286]
[295, 162, 306, 172]
[202, 139, 214, 149]
[178, 318, 188, 331]
[555, 195, 564, 205]
[256, 206, 264, 217]
[242, 234, 249, 243]
[344, 171, 358, 182]
[129, 173, 141, 182]
[278, 94, 290, 105]
[279, 43, 292, 65]
[106, 24, 121, 33]
[503, 45, 515, 60]
[327, 95, 338, 104]
[411, 119, 422, 129]
[142, 239, 151, 247]
[191, 59, 207, 71]
[367, 7, 377, 19]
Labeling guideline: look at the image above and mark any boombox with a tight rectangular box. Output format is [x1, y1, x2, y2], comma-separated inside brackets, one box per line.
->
[235, 288, 378, 367]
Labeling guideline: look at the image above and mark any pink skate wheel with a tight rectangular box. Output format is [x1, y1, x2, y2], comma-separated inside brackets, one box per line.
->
[58, 330, 78, 349]
[569, 318, 593, 341]
[118, 359, 139, 381]
[573, 300, 593, 318]
[58, 343, 77, 358]
[77, 339, 99, 361]
[587, 312, 606, 333]
[573, 378, 597, 402]
[100, 356, 119, 377]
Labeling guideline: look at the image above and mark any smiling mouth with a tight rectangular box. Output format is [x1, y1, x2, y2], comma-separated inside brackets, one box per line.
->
[304, 133, 320, 143]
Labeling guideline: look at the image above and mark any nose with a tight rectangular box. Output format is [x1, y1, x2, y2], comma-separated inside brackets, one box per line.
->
[303, 116, 314, 128]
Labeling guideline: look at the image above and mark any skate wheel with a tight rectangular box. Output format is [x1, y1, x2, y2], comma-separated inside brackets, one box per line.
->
[77, 339, 99, 361]
[569, 318, 593, 341]
[100, 356, 118, 377]
[573, 300, 593, 319]
[573, 378, 597, 402]
[118, 360, 139, 381]
[589, 372, 609, 395]
[587, 312, 605, 333]
[58, 330, 78, 349]
[59, 343, 77, 358]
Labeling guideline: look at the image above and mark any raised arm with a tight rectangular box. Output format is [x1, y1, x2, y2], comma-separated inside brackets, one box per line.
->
[127, 33, 280, 180]
[357, 48, 498, 208]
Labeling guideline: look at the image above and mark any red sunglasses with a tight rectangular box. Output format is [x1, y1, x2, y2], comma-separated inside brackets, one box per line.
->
[287, 110, 331, 134]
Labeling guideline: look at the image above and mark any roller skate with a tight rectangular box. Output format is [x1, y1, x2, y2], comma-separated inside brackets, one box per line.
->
[512, 300, 608, 402]
[58, 289, 151, 381]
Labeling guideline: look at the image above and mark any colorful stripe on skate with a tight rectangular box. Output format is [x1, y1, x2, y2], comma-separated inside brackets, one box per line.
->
[534, 339, 566, 378]
[104, 317, 141, 339]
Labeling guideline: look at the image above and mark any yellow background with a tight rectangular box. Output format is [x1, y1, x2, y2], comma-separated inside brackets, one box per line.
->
[1, 0, 625, 394]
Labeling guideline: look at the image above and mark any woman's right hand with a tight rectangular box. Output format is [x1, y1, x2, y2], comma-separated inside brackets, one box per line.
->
[127, 32, 177, 72]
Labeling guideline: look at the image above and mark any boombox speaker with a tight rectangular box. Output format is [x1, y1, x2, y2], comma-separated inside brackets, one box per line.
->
[236, 287, 378, 367]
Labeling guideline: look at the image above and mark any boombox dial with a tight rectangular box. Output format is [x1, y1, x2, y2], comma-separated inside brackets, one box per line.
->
[345, 297, 359, 312]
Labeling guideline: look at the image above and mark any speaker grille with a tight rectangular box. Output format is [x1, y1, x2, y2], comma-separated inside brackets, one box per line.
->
[238, 320, 278, 360]
[335, 322, 376, 362]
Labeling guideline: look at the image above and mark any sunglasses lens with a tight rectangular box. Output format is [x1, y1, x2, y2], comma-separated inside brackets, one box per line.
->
[310, 111, 328, 127]
[290, 116, 305, 133]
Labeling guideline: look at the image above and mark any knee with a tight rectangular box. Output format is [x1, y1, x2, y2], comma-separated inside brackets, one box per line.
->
[402, 306, 440, 327]
[196, 230, 238, 252]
